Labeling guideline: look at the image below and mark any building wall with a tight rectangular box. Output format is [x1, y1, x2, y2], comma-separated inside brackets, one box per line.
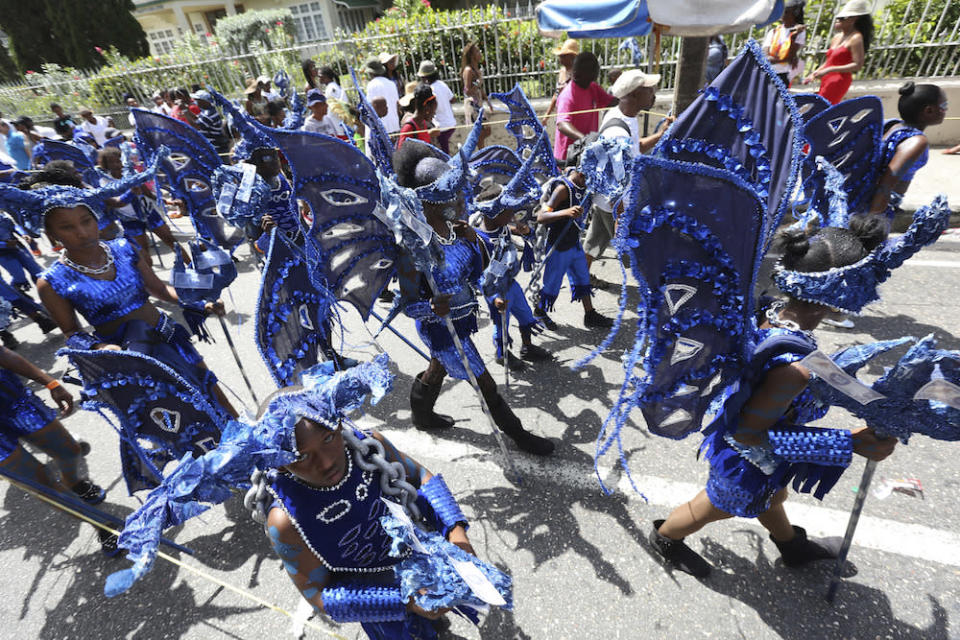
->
[134, 0, 349, 55]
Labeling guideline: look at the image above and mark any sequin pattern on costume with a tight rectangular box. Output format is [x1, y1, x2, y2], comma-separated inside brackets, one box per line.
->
[40, 238, 149, 327]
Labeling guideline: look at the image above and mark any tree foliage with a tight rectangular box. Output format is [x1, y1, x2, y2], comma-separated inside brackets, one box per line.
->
[0, 0, 147, 73]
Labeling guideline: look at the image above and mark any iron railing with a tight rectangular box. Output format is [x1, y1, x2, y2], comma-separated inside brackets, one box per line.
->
[1, 0, 958, 124]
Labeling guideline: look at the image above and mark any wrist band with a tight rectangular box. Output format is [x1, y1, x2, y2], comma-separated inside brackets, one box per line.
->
[45, 380, 61, 390]
[321, 584, 407, 623]
[416, 474, 469, 539]
[768, 426, 853, 467]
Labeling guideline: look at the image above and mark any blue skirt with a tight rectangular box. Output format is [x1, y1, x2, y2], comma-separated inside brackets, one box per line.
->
[0, 370, 56, 461]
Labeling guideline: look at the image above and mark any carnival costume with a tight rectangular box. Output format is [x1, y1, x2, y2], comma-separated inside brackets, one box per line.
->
[0, 366, 57, 463]
[210, 89, 304, 251]
[102, 356, 512, 640]
[472, 149, 544, 361]
[800, 95, 933, 225]
[579, 38, 952, 523]
[130, 108, 242, 251]
[0, 212, 42, 288]
[536, 168, 593, 313]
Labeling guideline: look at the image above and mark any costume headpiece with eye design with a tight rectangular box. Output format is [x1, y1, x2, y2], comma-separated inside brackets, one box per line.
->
[0, 146, 168, 235]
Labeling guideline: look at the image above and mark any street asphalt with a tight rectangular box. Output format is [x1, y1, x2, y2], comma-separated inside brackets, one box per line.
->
[1, 167, 959, 639]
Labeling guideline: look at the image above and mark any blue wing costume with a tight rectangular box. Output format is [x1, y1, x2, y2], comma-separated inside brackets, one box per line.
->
[255, 228, 335, 387]
[590, 41, 803, 451]
[131, 108, 243, 250]
[489, 84, 559, 185]
[60, 347, 225, 494]
[30, 139, 101, 186]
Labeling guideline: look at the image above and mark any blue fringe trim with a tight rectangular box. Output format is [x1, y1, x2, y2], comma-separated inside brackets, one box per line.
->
[570, 283, 592, 303]
[768, 426, 852, 466]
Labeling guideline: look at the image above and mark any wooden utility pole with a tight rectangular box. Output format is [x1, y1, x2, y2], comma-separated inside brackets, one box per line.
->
[673, 36, 709, 115]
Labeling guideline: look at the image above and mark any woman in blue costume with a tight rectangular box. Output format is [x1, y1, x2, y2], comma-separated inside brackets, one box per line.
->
[649, 219, 898, 578]
[866, 82, 946, 225]
[393, 142, 554, 455]
[0, 165, 238, 417]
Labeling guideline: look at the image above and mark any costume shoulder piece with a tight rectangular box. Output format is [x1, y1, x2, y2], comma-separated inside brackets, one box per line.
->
[490, 84, 559, 184]
[582, 41, 803, 489]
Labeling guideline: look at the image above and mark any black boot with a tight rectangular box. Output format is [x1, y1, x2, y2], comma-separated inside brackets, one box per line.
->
[33, 313, 56, 334]
[484, 391, 554, 456]
[410, 373, 454, 431]
[771, 525, 836, 567]
[0, 330, 18, 350]
[648, 519, 712, 578]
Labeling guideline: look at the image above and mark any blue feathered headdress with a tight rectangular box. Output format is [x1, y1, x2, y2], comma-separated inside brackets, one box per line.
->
[0, 146, 168, 235]
[104, 354, 394, 597]
[773, 195, 951, 314]
[473, 139, 542, 218]
[408, 111, 485, 204]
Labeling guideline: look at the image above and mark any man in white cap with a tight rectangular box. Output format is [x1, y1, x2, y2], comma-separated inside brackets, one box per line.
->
[584, 70, 673, 280]
[364, 56, 400, 134]
[258, 75, 281, 102]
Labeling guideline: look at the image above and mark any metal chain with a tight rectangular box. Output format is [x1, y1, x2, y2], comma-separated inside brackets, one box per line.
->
[243, 430, 421, 526]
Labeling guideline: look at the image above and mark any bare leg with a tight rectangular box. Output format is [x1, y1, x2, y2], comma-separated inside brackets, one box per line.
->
[0, 445, 70, 492]
[756, 488, 795, 542]
[658, 489, 734, 540]
[23, 419, 84, 487]
[581, 295, 595, 313]
[420, 357, 448, 387]
[151, 224, 181, 254]
[197, 360, 239, 418]
[942, 143, 960, 155]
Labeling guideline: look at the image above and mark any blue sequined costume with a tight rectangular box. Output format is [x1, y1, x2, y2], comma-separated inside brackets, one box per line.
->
[0, 214, 42, 286]
[697, 328, 850, 517]
[475, 227, 538, 359]
[97, 170, 165, 236]
[401, 238, 485, 380]
[267, 430, 437, 640]
[254, 172, 300, 252]
[0, 369, 57, 461]
[40, 238, 214, 390]
[538, 173, 592, 312]
[879, 120, 928, 220]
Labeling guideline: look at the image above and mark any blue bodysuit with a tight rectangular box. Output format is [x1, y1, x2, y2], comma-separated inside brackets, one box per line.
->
[0, 368, 56, 461]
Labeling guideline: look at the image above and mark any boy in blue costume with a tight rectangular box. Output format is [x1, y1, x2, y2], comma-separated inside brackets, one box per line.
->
[393, 141, 554, 455]
[473, 182, 549, 369]
[534, 142, 613, 331]
[105, 357, 513, 640]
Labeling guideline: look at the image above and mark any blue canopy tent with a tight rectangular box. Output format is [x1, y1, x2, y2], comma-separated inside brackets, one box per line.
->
[536, 0, 653, 38]
[536, 0, 782, 38]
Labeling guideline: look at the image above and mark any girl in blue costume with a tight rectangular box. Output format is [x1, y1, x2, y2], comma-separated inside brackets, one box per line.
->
[866, 82, 946, 226]
[3, 166, 238, 417]
[649, 219, 898, 578]
[95, 147, 181, 257]
[393, 142, 554, 455]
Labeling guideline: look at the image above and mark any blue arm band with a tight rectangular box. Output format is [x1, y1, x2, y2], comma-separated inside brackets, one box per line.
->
[65, 331, 100, 351]
[321, 584, 407, 623]
[768, 426, 853, 467]
[416, 474, 469, 538]
[403, 300, 434, 320]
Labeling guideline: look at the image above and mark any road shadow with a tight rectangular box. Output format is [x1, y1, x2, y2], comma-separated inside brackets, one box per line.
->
[651, 529, 951, 640]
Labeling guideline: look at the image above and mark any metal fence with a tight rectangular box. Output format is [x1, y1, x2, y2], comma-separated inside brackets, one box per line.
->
[1, 0, 958, 124]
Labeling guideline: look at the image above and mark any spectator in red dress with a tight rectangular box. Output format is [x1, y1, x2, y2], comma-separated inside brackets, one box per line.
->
[397, 85, 437, 148]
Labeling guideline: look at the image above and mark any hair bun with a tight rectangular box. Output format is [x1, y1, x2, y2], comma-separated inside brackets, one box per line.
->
[848, 214, 887, 252]
[899, 81, 916, 96]
[777, 227, 811, 259]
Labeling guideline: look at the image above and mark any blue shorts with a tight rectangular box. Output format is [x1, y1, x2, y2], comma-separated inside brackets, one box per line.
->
[538, 246, 592, 311]
[0, 371, 56, 461]
[487, 281, 539, 357]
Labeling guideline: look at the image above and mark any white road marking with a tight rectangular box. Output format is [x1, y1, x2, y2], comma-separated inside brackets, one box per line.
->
[382, 428, 960, 568]
[902, 259, 960, 268]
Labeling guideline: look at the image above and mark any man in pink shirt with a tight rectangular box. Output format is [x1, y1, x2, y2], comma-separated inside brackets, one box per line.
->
[554, 52, 618, 165]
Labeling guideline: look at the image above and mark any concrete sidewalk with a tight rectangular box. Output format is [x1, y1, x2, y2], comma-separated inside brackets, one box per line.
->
[897, 146, 960, 229]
